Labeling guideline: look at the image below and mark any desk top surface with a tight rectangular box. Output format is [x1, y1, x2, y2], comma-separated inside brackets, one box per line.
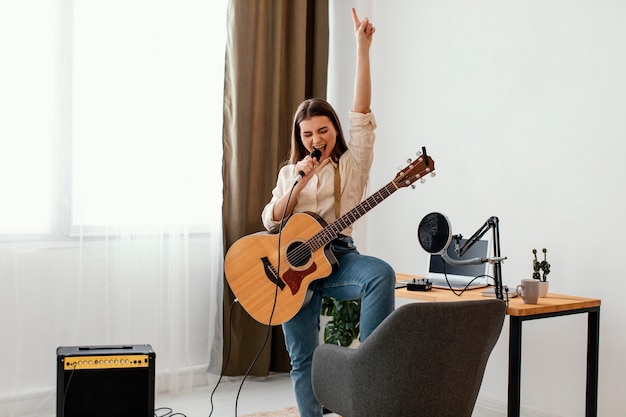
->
[395, 273, 601, 317]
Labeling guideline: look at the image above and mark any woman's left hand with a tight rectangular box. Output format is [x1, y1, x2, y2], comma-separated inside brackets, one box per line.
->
[352, 8, 375, 48]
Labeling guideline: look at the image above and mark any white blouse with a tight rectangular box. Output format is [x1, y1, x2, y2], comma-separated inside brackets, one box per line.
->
[261, 111, 377, 236]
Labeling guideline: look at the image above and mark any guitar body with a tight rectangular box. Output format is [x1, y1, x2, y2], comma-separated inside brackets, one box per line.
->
[224, 212, 338, 325]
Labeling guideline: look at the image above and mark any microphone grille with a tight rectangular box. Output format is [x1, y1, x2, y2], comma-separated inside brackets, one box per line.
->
[417, 212, 451, 254]
[310, 149, 322, 160]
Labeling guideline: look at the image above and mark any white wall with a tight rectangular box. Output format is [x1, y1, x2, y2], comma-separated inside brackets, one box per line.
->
[331, 1, 626, 416]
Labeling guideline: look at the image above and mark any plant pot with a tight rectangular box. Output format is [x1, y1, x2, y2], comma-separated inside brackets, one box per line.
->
[539, 281, 549, 297]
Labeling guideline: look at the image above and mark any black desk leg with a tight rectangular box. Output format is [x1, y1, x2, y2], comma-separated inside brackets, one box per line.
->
[508, 316, 522, 417]
[586, 308, 600, 417]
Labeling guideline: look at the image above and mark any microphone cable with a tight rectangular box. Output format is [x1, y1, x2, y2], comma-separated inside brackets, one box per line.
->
[223, 152, 318, 415]
[207, 296, 239, 417]
[154, 407, 187, 417]
[441, 261, 495, 297]
[225, 178, 300, 416]
[440, 263, 510, 305]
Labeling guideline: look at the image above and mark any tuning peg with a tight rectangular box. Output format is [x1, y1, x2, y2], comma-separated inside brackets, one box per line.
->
[410, 184, 416, 189]
[420, 178, 427, 184]
[430, 172, 436, 178]
[406, 158, 412, 164]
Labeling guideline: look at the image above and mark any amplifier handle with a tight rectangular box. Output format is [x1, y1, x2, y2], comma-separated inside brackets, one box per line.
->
[78, 345, 133, 351]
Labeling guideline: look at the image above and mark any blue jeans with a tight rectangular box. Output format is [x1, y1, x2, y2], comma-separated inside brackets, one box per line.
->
[282, 236, 396, 417]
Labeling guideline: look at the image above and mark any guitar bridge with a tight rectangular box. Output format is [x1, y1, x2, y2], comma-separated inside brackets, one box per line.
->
[261, 257, 286, 290]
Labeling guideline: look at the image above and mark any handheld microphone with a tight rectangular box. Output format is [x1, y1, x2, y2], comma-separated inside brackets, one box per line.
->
[294, 149, 322, 184]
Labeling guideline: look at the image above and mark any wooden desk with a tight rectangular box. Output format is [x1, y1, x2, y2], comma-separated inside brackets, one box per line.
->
[395, 273, 601, 417]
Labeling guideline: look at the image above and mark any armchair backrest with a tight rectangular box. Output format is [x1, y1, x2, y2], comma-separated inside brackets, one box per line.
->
[312, 299, 506, 417]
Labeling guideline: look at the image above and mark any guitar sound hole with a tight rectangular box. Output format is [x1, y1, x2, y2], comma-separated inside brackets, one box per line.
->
[286, 241, 311, 267]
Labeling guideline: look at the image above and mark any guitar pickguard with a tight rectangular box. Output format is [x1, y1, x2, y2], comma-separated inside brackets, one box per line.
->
[282, 263, 318, 295]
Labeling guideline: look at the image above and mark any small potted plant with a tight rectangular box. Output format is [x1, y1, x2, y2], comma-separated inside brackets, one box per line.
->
[532, 248, 551, 297]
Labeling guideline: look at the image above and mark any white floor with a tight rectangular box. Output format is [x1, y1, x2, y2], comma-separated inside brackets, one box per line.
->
[23, 370, 511, 417]
[155, 373, 301, 417]
[155, 372, 506, 417]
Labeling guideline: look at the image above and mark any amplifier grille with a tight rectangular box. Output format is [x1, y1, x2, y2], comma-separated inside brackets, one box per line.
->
[56, 344, 155, 417]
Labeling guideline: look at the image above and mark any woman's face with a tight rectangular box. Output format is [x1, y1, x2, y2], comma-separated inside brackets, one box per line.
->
[298, 115, 337, 162]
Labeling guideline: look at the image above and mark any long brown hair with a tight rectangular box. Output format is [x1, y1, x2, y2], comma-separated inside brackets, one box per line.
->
[287, 98, 348, 164]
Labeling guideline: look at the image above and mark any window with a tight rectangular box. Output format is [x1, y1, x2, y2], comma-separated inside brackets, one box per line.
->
[0, 0, 226, 237]
[0, 1, 56, 234]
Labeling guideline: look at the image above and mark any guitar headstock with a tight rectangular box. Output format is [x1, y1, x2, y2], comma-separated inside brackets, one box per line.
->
[393, 147, 436, 189]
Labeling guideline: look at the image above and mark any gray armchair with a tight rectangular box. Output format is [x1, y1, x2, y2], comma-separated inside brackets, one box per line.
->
[312, 299, 506, 417]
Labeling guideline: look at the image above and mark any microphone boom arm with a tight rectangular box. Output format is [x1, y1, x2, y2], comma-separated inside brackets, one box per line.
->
[454, 216, 505, 300]
[458, 216, 497, 257]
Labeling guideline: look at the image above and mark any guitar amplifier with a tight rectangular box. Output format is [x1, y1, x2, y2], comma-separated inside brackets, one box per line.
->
[56, 344, 156, 417]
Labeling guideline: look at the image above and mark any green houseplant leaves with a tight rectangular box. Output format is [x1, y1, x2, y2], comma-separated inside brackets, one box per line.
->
[321, 297, 361, 347]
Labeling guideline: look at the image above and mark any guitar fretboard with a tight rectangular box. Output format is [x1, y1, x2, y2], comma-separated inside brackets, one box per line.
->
[306, 181, 399, 251]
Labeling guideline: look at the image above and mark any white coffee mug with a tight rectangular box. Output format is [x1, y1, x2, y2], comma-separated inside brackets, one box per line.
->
[516, 279, 541, 304]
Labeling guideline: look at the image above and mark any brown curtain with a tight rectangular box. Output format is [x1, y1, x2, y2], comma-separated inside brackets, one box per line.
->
[221, 0, 329, 376]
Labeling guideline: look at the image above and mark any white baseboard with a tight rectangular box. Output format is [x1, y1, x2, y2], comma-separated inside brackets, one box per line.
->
[476, 396, 565, 417]
[155, 364, 212, 394]
[0, 387, 55, 417]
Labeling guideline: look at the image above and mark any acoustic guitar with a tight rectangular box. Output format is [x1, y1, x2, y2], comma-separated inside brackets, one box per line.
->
[225, 148, 436, 325]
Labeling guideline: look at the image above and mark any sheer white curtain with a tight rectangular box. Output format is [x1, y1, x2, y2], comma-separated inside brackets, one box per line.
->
[0, 1, 226, 415]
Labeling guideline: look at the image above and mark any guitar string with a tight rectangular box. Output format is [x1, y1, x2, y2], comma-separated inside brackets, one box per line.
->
[282, 163, 428, 268]
[284, 172, 425, 266]
[285, 189, 386, 265]
[284, 181, 400, 266]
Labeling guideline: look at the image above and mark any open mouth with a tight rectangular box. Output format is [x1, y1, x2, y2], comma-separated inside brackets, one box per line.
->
[313, 145, 326, 156]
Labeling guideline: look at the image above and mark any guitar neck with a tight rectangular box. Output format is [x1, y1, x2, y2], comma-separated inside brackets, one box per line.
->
[307, 180, 399, 251]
